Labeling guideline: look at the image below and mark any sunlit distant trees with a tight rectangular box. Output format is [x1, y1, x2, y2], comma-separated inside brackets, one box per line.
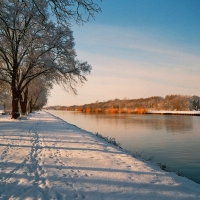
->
[50, 95, 200, 112]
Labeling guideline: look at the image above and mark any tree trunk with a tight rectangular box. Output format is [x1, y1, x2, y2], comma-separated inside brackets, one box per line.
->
[11, 88, 20, 119]
[11, 63, 21, 119]
[20, 87, 28, 115]
[3, 103, 6, 112]
[29, 98, 33, 113]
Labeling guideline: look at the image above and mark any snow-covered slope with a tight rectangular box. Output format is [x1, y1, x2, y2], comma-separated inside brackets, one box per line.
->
[0, 111, 199, 200]
[147, 110, 200, 115]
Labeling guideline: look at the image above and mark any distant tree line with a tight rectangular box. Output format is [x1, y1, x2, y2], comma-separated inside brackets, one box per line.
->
[46, 95, 200, 113]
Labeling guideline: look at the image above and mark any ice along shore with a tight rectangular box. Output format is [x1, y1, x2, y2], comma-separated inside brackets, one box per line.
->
[0, 111, 200, 200]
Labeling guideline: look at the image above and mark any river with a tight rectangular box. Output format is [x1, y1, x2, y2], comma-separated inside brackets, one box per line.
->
[47, 110, 200, 184]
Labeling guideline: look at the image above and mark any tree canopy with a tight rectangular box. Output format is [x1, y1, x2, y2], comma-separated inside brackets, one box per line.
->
[0, 0, 99, 118]
[31, 0, 102, 24]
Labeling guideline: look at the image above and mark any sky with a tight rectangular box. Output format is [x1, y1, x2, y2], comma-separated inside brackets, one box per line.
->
[47, 0, 200, 106]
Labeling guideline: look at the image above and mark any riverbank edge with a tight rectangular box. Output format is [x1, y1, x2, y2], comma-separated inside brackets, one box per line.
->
[46, 110, 200, 185]
[45, 108, 200, 116]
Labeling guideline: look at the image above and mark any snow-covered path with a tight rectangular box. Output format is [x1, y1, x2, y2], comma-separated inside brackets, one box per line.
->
[0, 111, 200, 200]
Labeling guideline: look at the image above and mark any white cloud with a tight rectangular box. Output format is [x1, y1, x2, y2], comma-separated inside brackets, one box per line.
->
[47, 24, 200, 106]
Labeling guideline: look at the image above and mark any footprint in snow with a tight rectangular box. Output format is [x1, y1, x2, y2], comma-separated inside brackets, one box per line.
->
[65, 181, 74, 187]
[73, 193, 78, 199]
[81, 194, 86, 199]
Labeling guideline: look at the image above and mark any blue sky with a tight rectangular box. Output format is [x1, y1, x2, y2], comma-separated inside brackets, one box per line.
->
[48, 0, 200, 106]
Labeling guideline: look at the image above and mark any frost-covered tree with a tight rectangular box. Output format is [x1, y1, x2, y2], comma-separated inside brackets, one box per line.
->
[29, 86, 49, 112]
[19, 76, 51, 115]
[25, 76, 52, 113]
[0, 0, 92, 118]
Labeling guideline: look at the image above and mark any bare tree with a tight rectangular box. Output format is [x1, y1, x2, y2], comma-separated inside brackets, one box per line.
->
[28, 0, 102, 25]
[0, 0, 91, 118]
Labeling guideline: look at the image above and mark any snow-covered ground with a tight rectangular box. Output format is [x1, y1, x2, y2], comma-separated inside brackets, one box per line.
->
[147, 110, 200, 115]
[0, 111, 200, 200]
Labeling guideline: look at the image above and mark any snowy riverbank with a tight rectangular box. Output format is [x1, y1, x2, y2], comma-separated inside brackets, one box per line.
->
[0, 111, 200, 199]
[147, 110, 200, 115]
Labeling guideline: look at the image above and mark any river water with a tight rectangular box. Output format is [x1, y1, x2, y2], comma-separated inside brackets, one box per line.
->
[47, 110, 200, 184]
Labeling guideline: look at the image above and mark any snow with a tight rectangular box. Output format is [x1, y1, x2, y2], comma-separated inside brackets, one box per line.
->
[0, 111, 200, 200]
[147, 110, 200, 115]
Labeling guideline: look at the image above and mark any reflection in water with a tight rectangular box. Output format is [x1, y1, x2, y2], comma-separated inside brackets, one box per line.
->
[48, 110, 200, 184]
[163, 116, 193, 133]
[85, 113, 193, 133]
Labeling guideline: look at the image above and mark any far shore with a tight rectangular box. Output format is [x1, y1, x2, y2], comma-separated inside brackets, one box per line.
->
[45, 108, 200, 116]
